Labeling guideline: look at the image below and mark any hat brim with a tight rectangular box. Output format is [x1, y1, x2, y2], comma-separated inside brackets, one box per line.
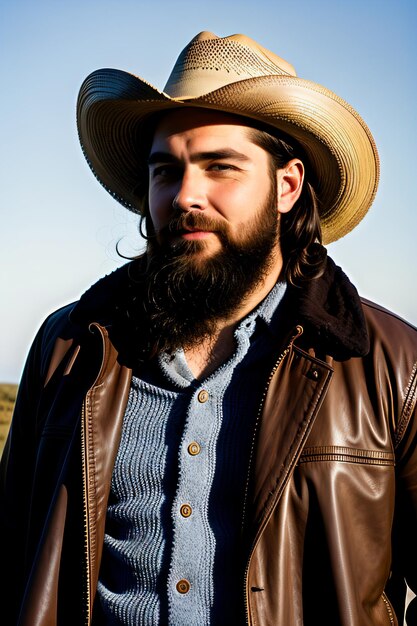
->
[77, 68, 379, 244]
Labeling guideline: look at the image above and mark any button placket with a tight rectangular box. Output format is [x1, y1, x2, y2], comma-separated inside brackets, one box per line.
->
[169, 385, 218, 619]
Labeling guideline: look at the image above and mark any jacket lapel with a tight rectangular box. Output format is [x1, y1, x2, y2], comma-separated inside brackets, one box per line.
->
[247, 344, 333, 539]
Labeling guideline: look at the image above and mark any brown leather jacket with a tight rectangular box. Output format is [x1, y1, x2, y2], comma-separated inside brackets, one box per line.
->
[1, 253, 417, 625]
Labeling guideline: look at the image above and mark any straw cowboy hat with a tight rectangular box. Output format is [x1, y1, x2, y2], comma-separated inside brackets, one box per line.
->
[77, 31, 379, 244]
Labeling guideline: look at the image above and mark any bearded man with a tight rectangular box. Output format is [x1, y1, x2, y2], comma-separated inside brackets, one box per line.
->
[1, 32, 416, 626]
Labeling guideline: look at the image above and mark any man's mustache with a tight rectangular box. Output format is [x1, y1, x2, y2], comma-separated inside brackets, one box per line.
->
[158, 211, 228, 239]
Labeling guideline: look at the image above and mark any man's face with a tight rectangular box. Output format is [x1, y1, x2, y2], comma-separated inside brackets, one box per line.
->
[147, 108, 282, 275]
[119, 110, 304, 358]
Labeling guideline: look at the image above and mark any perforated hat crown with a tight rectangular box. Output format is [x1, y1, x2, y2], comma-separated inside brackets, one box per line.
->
[163, 31, 296, 98]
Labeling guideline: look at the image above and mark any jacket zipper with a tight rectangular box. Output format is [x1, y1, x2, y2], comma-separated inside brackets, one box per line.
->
[242, 325, 303, 626]
[81, 400, 91, 625]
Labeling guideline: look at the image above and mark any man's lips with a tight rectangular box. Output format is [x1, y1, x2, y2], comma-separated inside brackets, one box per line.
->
[182, 230, 213, 240]
[175, 227, 215, 240]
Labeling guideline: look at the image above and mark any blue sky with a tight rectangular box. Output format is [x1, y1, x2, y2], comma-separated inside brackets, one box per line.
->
[1, 0, 416, 382]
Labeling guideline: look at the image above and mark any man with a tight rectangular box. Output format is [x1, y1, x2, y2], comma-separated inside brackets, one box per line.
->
[1, 31, 416, 626]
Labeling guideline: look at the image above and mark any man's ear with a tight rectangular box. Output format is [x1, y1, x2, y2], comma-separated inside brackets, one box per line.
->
[276, 159, 304, 214]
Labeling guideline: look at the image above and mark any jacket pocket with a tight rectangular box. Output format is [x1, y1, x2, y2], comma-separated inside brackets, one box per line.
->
[298, 445, 395, 466]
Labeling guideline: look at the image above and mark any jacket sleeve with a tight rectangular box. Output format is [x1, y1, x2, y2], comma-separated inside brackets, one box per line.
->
[390, 363, 417, 623]
[0, 305, 75, 622]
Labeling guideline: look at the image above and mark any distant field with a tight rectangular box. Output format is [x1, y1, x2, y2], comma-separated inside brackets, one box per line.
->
[0, 384, 17, 458]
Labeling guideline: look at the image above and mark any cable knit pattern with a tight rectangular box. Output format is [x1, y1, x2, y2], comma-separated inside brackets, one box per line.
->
[96, 282, 286, 625]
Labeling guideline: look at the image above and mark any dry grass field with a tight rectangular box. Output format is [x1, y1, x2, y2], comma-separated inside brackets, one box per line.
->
[0, 383, 17, 458]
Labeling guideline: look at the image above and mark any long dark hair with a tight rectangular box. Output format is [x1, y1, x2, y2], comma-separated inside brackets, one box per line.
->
[248, 125, 324, 285]
[132, 111, 325, 286]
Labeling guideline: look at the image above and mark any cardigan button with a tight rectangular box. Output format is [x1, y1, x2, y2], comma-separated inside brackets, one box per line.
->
[180, 504, 192, 518]
[176, 579, 191, 594]
[188, 442, 201, 456]
[198, 389, 209, 403]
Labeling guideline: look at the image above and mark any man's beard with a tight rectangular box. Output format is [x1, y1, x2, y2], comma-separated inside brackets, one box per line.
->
[119, 184, 280, 362]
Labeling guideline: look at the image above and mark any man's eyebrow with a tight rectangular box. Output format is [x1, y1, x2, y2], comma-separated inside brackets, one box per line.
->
[147, 152, 177, 166]
[147, 149, 251, 165]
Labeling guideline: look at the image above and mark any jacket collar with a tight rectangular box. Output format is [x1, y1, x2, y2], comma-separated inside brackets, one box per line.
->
[70, 247, 369, 363]
[279, 250, 369, 360]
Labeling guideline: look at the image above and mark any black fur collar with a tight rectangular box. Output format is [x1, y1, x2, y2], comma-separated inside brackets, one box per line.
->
[70, 247, 369, 363]
[281, 252, 369, 360]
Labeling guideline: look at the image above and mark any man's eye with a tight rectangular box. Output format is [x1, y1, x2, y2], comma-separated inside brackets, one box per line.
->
[152, 165, 179, 178]
[209, 163, 234, 172]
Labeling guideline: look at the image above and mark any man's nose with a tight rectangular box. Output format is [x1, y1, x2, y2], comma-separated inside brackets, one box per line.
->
[173, 169, 207, 211]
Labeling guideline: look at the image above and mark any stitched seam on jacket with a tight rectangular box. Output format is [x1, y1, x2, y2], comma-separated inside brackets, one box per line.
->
[381, 592, 395, 625]
[299, 445, 395, 466]
[395, 361, 417, 449]
[86, 387, 98, 588]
